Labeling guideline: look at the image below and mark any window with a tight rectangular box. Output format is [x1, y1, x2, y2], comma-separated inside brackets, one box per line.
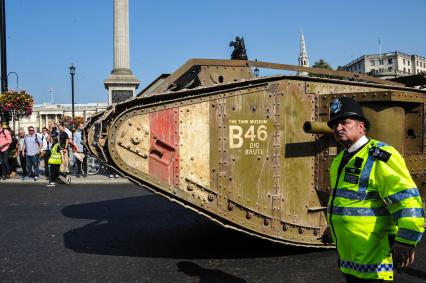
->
[388, 67, 393, 72]
[388, 58, 392, 64]
[403, 59, 406, 64]
[371, 68, 376, 73]
[404, 67, 406, 73]
[417, 61, 419, 67]
[408, 61, 410, 66]
[371, 61, 375, 66]
[379, 60, 383, 65]
[408, 69, 411, 74]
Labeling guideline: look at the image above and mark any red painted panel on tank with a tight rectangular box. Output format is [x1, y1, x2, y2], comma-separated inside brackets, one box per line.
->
[149, 109, 180, 187]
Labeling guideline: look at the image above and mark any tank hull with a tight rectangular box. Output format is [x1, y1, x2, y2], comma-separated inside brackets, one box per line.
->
[85, 59, 426, 248]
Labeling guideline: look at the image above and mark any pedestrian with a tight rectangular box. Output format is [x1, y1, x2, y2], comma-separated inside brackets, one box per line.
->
[22, 126, 42, 181]
[326, 97, 424, 282]
[7, 130, 18, 177]
[72, 122, 87, 177]
[17, 128, 27, 177]
[47, 136, 70, 187]
[58, 123, 70, 175]
[50, 123, 59, 138]
[0, 122, 12, 180]
[41, 127, 52, 179]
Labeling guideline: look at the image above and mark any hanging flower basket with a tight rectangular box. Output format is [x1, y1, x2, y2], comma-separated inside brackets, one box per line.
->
[60, 115, 84, 130]
[0, 90, 34, 122]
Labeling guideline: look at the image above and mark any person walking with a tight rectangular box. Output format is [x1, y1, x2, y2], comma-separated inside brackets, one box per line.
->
[72, 122, 87, 177]
[41, 127, 52, 179]
[47, 136, 70, 187]
[0, 122, 12, 180]
[7, 130, 18, 177]
[17, 128, 27, 177]
[58, 123, 70, 175]
[326, 97, 424, 282]
[22, 126, 42, 181]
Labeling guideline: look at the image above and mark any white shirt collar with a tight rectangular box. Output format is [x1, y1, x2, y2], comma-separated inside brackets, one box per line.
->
[348, 135, 368, 153]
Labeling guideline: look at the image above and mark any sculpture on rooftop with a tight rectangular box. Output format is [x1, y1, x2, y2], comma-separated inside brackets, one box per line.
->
[230, 36, 248, 60]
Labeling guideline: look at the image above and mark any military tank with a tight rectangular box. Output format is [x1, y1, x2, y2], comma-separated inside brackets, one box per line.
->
[85, 52, 426, 248]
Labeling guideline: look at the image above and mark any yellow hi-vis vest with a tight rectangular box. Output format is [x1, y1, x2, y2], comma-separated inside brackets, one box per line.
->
[48, 143, 62, 165]
[328, 138, 424, 281]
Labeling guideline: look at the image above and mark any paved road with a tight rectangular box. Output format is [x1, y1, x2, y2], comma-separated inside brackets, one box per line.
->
[0, 184, 425, 282]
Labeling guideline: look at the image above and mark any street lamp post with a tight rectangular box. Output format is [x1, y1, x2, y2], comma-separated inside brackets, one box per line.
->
[69, 64, 75, 121]
[7, 71, 18, 89]
[0, 0, 8, 92]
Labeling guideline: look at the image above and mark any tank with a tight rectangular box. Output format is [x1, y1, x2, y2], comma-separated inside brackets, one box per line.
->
[84, 58, 426, 248]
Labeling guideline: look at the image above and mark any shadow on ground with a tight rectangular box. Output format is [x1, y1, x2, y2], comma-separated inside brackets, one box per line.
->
[62, 195, 318, 259]
[177, 261, 247, 282]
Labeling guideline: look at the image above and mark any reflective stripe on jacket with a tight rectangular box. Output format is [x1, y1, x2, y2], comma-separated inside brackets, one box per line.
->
[48, 144, 62, 165]
[327, 139, 424, 281]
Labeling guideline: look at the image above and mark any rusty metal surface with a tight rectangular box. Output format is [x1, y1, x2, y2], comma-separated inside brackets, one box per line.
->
[85, 59, 426, 248]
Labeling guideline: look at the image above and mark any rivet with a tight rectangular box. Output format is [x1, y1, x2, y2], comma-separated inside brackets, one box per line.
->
[228, 202, 234, 211]
[246, 211, 253, 219]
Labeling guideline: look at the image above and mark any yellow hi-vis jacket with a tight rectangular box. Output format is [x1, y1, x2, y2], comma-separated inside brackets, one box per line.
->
[48, 143, 62, 165]
[328, 138, 424, 281]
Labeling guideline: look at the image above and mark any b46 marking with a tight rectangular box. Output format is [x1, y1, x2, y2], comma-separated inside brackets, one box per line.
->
[228, 119, 269, 155]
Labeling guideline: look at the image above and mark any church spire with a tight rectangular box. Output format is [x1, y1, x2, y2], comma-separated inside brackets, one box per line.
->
[298, 30, 309, 75]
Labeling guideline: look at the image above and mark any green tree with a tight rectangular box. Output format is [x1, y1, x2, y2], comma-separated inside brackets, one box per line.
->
[310, 59, 334, 78]
[312, 59, 333, 70]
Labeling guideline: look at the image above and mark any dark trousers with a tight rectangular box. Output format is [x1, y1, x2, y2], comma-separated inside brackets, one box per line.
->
[8, 156, 17, 173]
[49, 164, 60, 183]
[345, 274, 384, 282]
[75, 154, 87, 175]
[0, 150, 10, 177]
[0, 151, 10, 177]
[43, 150, 51, 177]
[19, 154, 27, 176]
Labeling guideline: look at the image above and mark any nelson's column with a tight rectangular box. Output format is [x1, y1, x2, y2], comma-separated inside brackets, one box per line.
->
[104, 0, 139, 105]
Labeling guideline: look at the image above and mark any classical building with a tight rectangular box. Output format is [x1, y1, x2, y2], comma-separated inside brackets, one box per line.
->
[297, 31, 309, 76]
[104, 0, 139, 105]
[12, 103, 108, 133]
[341, 51, 426, 79]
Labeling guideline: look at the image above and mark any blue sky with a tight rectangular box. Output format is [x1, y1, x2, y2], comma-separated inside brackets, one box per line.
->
[5, 0, 426, 104]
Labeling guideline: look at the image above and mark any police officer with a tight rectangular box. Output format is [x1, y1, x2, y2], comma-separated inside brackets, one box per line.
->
[326, 97, 424, 282]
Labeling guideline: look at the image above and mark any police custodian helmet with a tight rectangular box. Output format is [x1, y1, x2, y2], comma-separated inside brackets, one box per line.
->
[327, 97, 370, 129]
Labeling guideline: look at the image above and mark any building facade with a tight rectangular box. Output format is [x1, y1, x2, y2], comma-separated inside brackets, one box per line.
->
[12, 103, 108, 133]
[341, 51, 426, 79]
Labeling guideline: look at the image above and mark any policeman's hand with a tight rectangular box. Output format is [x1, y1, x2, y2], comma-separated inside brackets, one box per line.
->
[320, 226, 333, 243]
[392, 242, 415, 269]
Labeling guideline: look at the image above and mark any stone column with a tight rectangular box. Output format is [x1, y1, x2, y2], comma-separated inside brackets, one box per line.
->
[114, 0, 130, 73]
[38, 113, 43, 132]
[104, 0, 140, 105]
[45, 114, 48, 128]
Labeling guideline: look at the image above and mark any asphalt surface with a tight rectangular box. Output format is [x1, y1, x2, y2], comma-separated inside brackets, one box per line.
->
[0, 184, 425, 283]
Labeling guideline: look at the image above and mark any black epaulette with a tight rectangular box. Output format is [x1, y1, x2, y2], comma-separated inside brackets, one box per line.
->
[369, 146, 391, 162]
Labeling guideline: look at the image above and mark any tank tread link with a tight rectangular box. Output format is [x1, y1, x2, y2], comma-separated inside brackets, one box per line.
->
[85, 59, 426, 248]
